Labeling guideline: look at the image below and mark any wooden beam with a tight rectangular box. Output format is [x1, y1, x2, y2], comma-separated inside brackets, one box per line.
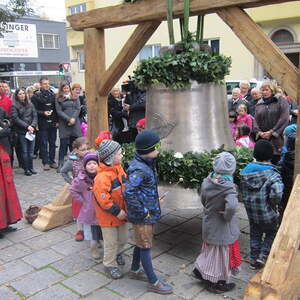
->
[261, 175, 300, 285]
[295, 74, 300, 176]
[217, 6, 299, 101]
[99, 21, 160, 96]
[84, 28, 108, 144]
[67, 0, 298, 31]
[244, 176, 300, 299]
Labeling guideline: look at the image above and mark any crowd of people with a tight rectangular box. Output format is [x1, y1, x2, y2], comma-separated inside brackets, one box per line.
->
[0, 76, 298, 295]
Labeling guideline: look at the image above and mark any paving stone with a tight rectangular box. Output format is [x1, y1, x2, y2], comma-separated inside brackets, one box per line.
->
[0, 260, 34, 285]
[139, 293, 185, 300]
[6, 227, 43, 243]
[155, 229, 191, 246]
[167, 242, 200, 262]
[152, 239, 174, 258]
[51, 239, 90, 256]
[153, 253, 190, 276]
[22, 229, 72, 250]
[63, 270, 111, 296]
[170, 209, 202, 219]
[10, 268, 65, 297]
[22, 248, 64, 268]
[160, 207, 176, 216]
[174, 218, 202, 235]
[106, 277, 147, 299]
[221, 278, 247, 300]
[160, 215, 188, 227]
[0, 286, 22, 300]
[84, 287, 123, 300]
[0, 243, 33, 262]
[0, 237, 13, 249]
[183, 233, 203, 247]
[193, 291, 224, 299]
[61, 222, 77, 235]
[27, 284, 80, 300]
[51, 254, 97, 276]
[169, 273, 204, 299]
[232, 262, 257, 283]
[154, 222, 171, 235]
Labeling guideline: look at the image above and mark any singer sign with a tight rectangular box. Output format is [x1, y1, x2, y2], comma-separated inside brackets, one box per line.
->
[0, 22, 38, 58]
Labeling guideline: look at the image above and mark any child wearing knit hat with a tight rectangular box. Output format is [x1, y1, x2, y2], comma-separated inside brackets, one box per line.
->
[193, 152, 241, 294]
[125, 130, 173, 295]
[93, 139, 128, 280]
[240, 140, 284, 269]
[70, 153, 102, 260]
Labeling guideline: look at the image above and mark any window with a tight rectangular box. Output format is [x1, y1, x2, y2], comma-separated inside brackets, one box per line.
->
[37, 33, 60, 49]
[69, 3, 86, 15]
[202, 39, 220, 54]
[139, 44, 161, 60]
[271, 29, 294, 45]
[78, 51, 85, 71]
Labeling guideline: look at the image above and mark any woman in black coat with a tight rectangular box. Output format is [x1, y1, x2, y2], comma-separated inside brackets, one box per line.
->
[12, 89, 37, 176]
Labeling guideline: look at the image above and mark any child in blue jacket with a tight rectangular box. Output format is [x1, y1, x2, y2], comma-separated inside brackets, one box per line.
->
[125, 130, 173, 295]
[240, 140, 283, 269]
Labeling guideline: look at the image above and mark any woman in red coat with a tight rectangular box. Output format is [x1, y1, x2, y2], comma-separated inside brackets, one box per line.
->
[0, 107, 22, 238]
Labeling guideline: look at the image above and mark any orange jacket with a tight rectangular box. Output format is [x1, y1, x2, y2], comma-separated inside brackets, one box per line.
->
[93, 163, 127, 227]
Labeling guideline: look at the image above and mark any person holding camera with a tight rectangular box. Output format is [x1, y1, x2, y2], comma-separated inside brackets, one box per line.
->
[31, 77, 58, 171]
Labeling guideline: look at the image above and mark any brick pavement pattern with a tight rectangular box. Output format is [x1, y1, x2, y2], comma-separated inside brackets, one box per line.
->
[0, 159, 257, 299]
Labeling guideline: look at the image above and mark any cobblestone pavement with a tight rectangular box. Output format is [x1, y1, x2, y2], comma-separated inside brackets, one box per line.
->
[0, 158, 257, 300]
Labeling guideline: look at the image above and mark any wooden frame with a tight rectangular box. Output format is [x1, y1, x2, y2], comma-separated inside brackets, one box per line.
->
[66, 2, 300, 298]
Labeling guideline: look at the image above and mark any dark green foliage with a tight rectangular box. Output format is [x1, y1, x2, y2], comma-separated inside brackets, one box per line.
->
[122, 143, 253, 189]
[133, 38, 231, 89]
[0, 0, 33, 26]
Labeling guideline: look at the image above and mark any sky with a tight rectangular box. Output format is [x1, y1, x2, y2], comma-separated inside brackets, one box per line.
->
[0, 0, 66, 21]
[33, 0, 66, 21]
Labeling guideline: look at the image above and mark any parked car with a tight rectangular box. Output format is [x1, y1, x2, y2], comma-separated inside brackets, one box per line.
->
[226, 79, 263, 99]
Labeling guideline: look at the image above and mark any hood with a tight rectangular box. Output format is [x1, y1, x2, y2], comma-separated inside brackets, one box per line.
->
[202, 174, 235, 198]
[97, 162, 121, 173]
[240, 162, 278, 190]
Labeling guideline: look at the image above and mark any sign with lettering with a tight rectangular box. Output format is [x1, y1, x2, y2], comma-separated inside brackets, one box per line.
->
[0, 22, 38, 58]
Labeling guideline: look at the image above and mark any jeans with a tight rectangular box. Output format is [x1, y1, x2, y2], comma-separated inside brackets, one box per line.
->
[58, 136, 77, 163]
[40, 127, 57, 165]
[131, 246, 158, 284]
[18, 134, 35, 171]
[249, 221, 277, 261]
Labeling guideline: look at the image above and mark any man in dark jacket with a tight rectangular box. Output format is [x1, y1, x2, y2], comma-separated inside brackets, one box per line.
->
[31, 77, 58, 171]
[124, 89, 146, 142]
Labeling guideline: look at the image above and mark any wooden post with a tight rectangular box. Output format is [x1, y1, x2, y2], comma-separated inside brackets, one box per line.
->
[217, 6, 299, 101]
[99, 21, 160, 96]
[295, 74, 300, 176]
[84, 28, 107, 145]
[244, 175, 300, 299]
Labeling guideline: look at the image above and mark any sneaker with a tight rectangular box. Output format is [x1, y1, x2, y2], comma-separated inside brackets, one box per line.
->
[250, 261, 263, 270]
[116, 254, 125, 266]
[91, 247, 101, 260]
[104, 266, 123, 280]
[256, 256, 266, 268]
[50, 163, 58, 169]
[75, 230, 84, 241]
[128, 269, 148, 281]
[43, 164, 50, 171]
[147, 280, 173, 295]
[29, 169, 37, 175]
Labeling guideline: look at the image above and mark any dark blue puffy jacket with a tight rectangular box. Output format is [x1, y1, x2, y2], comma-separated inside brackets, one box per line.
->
[124, 153, 161, 225]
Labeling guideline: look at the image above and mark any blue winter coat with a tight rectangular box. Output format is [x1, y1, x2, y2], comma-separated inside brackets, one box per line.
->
[124, 153, 161, 225]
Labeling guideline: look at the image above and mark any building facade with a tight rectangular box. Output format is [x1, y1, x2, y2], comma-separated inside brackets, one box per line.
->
[0, 16, 69, 89]
[65, 0, 300, 89]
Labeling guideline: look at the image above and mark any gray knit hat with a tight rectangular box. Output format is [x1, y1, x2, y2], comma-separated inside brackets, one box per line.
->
[213, 152, 236, 175]
[97, 139, 121, 165]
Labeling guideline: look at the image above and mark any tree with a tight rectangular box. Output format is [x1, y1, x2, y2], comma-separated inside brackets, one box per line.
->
[0, 0, 33, 24]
